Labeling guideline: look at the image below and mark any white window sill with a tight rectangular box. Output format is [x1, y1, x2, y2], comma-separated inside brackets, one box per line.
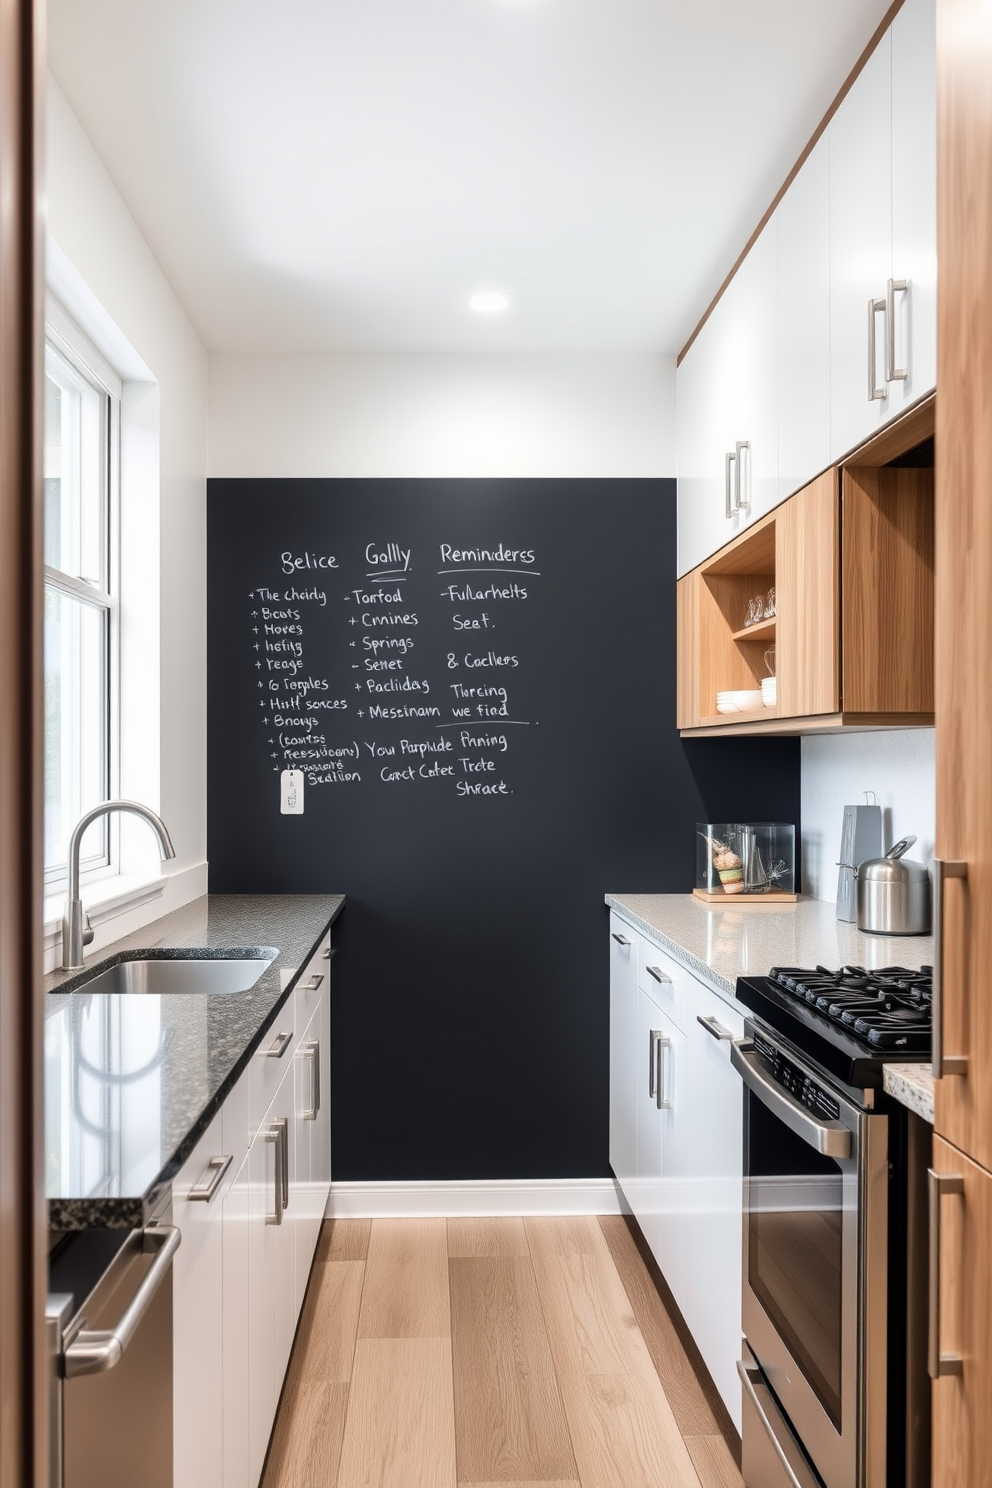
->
[43, 873, 166, 957]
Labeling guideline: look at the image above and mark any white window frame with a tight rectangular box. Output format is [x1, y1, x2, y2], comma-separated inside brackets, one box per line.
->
[43, 301, 122, 893]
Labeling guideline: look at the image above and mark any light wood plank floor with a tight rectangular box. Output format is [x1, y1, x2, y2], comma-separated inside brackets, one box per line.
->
[262, 1215, 743, 1488]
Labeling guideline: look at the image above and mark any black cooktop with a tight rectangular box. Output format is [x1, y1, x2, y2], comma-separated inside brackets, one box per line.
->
[736, 964, 932, 1089]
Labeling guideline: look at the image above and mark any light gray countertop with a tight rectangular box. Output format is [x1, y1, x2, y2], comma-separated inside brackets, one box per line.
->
[45, 893, 345, 1230]
[606, 892, 934, 1121]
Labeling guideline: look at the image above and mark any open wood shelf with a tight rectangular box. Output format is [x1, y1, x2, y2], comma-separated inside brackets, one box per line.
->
[730, 616, 776, 643]
[678, 432, 935, 734]
[681, 711, 935, 739]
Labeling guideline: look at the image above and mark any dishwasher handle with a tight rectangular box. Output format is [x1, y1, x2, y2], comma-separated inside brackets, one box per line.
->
[63, 1226, 181, 1379]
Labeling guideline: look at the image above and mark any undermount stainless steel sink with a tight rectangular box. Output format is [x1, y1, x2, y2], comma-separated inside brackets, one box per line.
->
[65, 949, 278, 996]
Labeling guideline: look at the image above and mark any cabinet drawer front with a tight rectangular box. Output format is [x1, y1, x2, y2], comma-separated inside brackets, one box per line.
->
[637, 942, 688, 1033]
[221, 1065, 250, 1176]
[249, 999, 298, 1137]
[295, 932, 331, 1028]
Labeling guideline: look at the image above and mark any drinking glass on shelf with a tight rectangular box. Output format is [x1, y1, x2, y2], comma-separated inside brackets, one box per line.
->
[764, 586, 776, 619]
[744, 595, 764, 628]
[764, 645, 776, 678]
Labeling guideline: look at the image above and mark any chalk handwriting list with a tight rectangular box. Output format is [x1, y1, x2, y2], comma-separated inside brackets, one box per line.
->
[244, 537, 539, 798]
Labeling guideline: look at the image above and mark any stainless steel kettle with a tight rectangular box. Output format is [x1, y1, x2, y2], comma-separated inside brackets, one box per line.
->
[850, 835, 932, 936]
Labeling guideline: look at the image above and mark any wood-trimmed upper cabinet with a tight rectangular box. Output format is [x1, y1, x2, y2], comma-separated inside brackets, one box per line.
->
[677, 454, 934, 736]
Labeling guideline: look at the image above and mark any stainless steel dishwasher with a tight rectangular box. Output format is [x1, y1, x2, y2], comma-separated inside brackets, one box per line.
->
[47, 1202, 180, 1488]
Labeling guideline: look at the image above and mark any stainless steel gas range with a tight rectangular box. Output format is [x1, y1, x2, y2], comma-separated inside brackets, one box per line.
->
[732, 965, 933, 1488]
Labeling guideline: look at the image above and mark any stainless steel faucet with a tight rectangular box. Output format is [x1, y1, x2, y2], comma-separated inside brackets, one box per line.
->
[62, 800, 176, 970]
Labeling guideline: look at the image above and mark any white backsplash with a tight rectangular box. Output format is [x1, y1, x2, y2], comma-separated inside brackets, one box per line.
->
[800, 729, 936, 902]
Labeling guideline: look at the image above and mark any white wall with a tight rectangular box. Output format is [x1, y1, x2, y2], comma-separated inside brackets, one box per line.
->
[208, 352, 676, 477]
[801, 729, 936, 902]
[46, 77, 209, 947]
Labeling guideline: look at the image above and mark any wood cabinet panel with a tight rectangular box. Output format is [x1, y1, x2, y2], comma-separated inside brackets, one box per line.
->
[930, 1138, 992, 1488]
[842, 467, 934, 714]
[934, 0, 992, 1172]
[676, 573, 700, 730]
[775, 470, 839, 718]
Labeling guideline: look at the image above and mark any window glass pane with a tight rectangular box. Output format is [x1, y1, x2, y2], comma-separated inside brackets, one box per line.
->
[44, 588, 108, 873]
[44, 345, 107, 588]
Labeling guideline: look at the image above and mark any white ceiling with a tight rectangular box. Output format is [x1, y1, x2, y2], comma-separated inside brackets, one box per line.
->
[48, 0, 893, 356]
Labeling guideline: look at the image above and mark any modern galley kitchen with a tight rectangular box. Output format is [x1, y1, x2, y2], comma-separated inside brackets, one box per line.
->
[2, 1, 990, 1487]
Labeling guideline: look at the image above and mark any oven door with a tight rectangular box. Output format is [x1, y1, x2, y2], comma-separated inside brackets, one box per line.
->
[734, 1024, 871, 1488]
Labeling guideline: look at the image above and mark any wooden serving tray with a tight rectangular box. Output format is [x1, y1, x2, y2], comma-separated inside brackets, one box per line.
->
[692, 888, 798, 906]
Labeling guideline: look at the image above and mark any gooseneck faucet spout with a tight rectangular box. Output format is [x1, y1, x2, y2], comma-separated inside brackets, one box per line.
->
[62, 800, 176, 970]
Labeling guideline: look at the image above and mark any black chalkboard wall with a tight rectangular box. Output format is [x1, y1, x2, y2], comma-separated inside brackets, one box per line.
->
[207, 478, 800, 1180]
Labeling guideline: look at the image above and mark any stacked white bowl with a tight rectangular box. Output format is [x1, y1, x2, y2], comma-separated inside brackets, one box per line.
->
[716, 689, 764, 714]
[761, 676, 777, 707]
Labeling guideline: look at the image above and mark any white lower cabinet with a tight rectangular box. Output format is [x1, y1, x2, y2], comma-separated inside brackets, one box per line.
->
[173, 1110, 232, 1488]
[294, 991, 331, 1315]
[635, 986, 688, 1313]
[685, 985, 745, 1433]
[174, 939, 333, 1488]
[608, 914, 638, 1195]
[610, 916, 744, 1430]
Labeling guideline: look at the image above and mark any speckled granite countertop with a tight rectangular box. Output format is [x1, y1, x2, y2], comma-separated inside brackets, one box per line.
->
[882, 1064, 934, 1123]
[45, 893, 344, 1230]
[606, 893, 934, 1119]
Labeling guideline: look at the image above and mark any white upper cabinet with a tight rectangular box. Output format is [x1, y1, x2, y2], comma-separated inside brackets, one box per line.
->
[677, 0, 936, 568]
[828, 30, 893, 462]
[735, 214, 779, 525]
[890, 0, 937, 413]
[677, 220, 779, 579]
[778, 134, 831, 499]
[677, 273, 740, 578]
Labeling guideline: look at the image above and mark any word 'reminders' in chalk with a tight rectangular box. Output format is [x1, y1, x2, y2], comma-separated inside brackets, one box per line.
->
[281, 770, 304, 815]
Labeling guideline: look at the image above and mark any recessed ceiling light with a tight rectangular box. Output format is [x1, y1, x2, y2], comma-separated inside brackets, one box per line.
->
[469, 291, 510, 315]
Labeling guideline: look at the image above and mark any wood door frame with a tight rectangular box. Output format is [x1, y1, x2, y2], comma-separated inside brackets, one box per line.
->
[0, 0, 46, 1484]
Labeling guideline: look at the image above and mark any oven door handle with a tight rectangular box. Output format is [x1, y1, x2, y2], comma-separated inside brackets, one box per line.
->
[730, 1039, 852, 1159]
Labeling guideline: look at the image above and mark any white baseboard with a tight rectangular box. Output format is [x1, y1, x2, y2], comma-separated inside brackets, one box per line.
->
[326, 1178, 623, 1220]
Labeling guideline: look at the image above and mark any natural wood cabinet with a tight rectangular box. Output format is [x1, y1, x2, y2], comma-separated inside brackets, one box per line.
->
[677, 425, 934, 737]
[930, 1137, 992, 1487]
[931, 3, 992, 1484]
[934, 0, 992, 1175]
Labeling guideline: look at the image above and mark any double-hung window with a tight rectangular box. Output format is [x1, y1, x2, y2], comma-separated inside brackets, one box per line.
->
[43, 313, 121, 889]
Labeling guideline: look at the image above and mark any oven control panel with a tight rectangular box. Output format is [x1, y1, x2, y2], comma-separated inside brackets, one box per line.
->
[752, 1030, 841, 1121]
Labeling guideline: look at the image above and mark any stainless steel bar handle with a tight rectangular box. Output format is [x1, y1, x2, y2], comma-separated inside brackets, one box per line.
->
[731, 1039, 852, 1158]
[266, 1030, 293, 1059]
[648, 1028, 658, 1099]
[735, 440, 751, 515]
[737, 1359, 816, 1488]
[302, 973, 324, 991]
[868, 296, 887, 400]
[304, 1040, 320, 1120]
[928, 1167, 965, 1378]
[725, 450, 737, 518]
[280, 1116, 289, 1207]
[47, 1293, 74, 1488]
[645, 965, 671, 986]
[188, 1153, 233, 1203]
[63, 1226, 181, 1378]
[933, 857, 968, 1077]
[656, 1035, 672, 1110]
[266, 1123, 284, 1225]
[886, 277, 908, 381]
[611, 932, 631, 946]
[696, 1013, 733, 1042]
